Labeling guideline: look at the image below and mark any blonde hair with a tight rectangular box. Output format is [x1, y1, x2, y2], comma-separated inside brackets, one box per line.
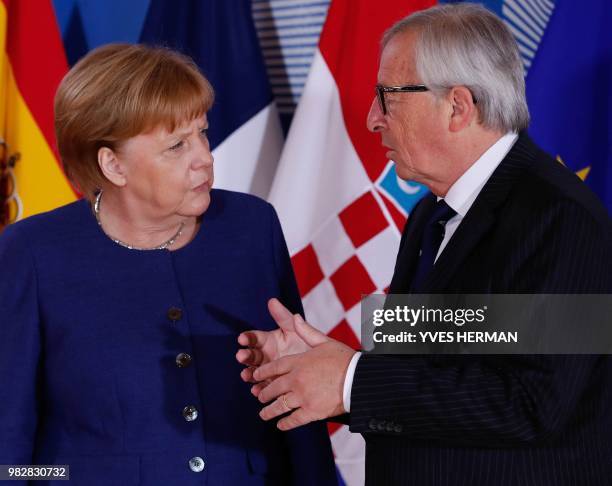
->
[54, 43, 214, 199]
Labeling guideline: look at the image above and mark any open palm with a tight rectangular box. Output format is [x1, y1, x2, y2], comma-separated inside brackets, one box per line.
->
[236, 298, 311, 384]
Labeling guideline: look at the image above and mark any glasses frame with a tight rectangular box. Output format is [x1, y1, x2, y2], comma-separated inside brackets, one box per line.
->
[375, 84, 429, 115]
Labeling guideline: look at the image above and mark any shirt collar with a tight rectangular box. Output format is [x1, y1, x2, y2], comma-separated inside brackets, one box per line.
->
[441, 132, 519, 217]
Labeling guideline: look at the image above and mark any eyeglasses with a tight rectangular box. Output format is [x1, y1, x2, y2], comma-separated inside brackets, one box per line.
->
[375, 84, 429, 115]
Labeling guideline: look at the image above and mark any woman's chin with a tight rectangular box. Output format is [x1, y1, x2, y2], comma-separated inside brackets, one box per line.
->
[174, 189, 212, 219]
[190, 191, 211, 216]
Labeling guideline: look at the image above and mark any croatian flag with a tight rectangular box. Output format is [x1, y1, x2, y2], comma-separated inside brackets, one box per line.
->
[269, 1, 436, 484]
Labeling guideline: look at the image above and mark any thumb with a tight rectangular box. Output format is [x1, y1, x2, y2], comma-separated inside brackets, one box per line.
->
[268, 298, 296, 332]
[293, 314, 329, 347]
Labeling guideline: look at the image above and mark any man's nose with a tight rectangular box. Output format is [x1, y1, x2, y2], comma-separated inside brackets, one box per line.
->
[367, 97, 386, 133]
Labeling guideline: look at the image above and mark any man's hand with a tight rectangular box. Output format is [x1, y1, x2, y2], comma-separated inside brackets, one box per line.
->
[236, 298, 311, 386]
[253, 314, 356, 431]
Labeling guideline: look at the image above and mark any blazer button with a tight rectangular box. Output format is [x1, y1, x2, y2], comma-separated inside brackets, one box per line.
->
[394, 424, 403, 433]
[385, 422, 395, 432]
[167, 307, 183, 321]
[368, 418, 378, 430]
[183, 405, 199, 422]
[176, 353, 192, 368]
[188, 456, 205, 472]
[377, 420, 386, 431]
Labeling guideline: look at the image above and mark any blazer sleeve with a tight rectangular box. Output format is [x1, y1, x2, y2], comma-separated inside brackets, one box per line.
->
[268, 205, 338, 485]
[0, 224, 42, 464]
[349, 198, 612, 446]
[269, 205, 304, 317]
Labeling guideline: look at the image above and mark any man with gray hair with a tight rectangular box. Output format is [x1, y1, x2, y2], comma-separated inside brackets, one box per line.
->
[238, 4, 612, 484]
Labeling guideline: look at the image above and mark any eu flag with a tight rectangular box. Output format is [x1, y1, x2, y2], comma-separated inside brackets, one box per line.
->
[444, 0, 611, 213]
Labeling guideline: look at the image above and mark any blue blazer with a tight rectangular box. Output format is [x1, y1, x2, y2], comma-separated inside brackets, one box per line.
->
[0, 189, 337, 485]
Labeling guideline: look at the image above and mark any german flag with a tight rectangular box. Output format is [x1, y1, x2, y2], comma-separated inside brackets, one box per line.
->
[0, 0, 77, 230]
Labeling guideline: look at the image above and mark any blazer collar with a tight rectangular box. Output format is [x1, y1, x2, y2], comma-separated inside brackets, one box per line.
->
[417, 131, 537, 292]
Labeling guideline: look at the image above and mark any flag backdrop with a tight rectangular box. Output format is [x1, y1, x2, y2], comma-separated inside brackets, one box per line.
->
[524, 0, 611, 210]
[0, 0, 76, 226]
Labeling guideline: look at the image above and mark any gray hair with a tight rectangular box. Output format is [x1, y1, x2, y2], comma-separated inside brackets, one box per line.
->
[383, 3, 529, 132]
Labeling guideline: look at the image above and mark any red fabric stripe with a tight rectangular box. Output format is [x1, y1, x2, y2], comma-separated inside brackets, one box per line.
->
[378, 189, 408, 233]
[330, 256, 376, 311]
[291, 244, 325, 298]
[4, 0, 70, 166]
[339, 191, 388, 248]
[328, 319, 361, 350]
[319, 0, 436, 182]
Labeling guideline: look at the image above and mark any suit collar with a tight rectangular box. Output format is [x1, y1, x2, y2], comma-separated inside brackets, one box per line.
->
[444, 132, 518, 218]
[417, 131, 537, 291]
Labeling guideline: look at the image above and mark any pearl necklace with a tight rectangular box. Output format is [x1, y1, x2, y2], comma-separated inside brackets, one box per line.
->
[94, 191, 184, 251]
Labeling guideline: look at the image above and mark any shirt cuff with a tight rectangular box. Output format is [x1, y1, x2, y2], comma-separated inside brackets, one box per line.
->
[342, 351, 361, 413]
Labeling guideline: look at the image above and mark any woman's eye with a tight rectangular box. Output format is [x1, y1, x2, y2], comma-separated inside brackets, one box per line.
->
[169, 140, 184, 151]
[200, 128, 209, 138]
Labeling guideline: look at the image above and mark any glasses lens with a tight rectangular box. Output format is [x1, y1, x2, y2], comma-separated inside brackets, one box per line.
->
[375, 87, 386, 115]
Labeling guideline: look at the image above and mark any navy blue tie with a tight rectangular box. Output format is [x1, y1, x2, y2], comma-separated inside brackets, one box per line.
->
[410, 199, 456, 291]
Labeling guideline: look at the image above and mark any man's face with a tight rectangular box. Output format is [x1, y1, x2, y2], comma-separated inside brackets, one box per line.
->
[367, 30, 452, 189]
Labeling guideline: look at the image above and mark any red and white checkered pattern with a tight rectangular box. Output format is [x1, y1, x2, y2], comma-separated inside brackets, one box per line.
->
[292, 189, 398, 349]
[269, 4, 431, 482]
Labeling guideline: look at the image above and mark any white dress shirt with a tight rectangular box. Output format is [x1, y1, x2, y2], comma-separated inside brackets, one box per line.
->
[342, 132, 519, 412]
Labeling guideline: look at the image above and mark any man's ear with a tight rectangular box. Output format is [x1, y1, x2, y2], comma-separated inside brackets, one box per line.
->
[98, 146, 127, 187]
[448, 86, 478, 132]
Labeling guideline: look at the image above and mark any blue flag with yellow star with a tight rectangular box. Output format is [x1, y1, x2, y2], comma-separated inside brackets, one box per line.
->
[525, 0, 611, 212]
[444, 0, 611, 213]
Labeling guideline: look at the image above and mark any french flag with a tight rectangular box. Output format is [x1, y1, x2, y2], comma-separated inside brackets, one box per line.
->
[270, 1, 435, 484]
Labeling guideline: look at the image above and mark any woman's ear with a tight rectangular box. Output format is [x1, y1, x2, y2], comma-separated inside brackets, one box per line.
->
[98, 146, 127, 187]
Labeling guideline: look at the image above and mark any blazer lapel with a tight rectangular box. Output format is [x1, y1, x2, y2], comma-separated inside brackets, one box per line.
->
[420, 132, 537, 292]
[389, 193, 437, 293]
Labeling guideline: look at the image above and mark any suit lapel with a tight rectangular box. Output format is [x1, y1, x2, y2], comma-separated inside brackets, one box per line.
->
[389, 193, 436, 293]
[420, 132, 537, 291]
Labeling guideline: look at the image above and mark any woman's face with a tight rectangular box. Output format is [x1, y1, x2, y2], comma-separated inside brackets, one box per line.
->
[116, 115, 214, 220]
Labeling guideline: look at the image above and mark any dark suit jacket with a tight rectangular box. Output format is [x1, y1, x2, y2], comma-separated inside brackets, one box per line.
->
[0, 190, 337, 486]
[348, 133, 612, 485]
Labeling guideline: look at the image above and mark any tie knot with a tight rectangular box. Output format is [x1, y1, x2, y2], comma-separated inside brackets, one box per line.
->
[430, 199, 456, 226]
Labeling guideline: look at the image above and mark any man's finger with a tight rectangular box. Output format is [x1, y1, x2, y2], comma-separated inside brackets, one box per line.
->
[293, 314, 329, 347]
[253, 355, 292, 381]
[268, 298, 297, 332]
[277, 408, 312, 431]
[258, 374, 292, 404]
[260, 392, 299, 421]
